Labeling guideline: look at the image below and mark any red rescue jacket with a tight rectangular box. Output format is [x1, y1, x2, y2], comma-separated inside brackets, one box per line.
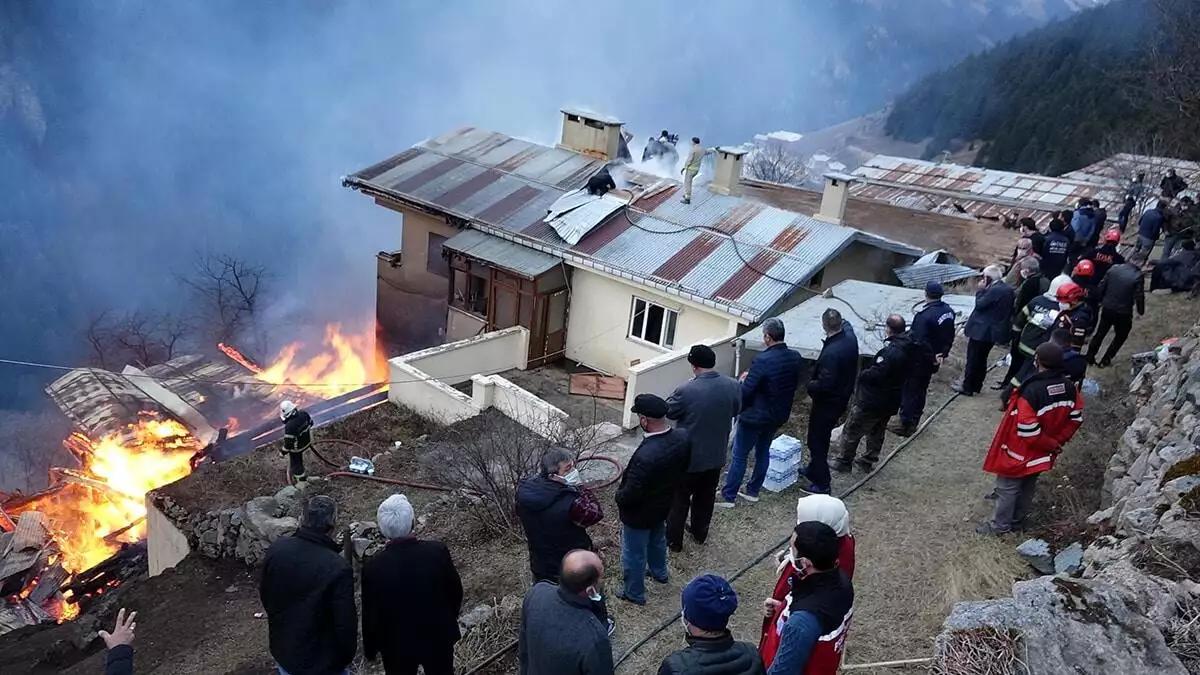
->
[984, 370, 1083, 478]
[760, 534, 855, 670]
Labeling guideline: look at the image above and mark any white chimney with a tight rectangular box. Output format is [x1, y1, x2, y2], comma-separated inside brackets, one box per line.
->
[813, 172, 858, 226]
[558, 109, 624, 161]
[709, 146, 748, 196]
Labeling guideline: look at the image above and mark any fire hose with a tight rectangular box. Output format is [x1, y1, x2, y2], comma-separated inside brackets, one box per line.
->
[461, 379, 981, 675]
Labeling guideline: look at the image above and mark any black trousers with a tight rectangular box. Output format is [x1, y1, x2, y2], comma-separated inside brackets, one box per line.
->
[381, 643, 455, 675]
[805, 405, 842, 492]
[1087, 308, 1133, 364]
[288, 450, 307, 481]
[1002, 338, 1027, 385]
[667, 468, 720, 547]
[963, 339, 995, 394]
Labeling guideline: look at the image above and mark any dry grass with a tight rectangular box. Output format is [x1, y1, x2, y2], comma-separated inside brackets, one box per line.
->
[930, 626, 1029, 675]
[1165, 596, 1200, 673]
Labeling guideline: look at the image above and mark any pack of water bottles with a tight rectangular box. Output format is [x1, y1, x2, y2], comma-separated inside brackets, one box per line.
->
[763, 434, 803, 493]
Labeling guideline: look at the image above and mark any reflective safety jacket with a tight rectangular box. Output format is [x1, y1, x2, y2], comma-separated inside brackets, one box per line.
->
[282, 410, 314, 453]
[1014, 296, 1091, 359]
[985, 370, 1082, 478]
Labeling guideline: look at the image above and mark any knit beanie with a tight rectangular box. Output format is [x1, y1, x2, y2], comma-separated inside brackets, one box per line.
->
[681, 574, 738, 632]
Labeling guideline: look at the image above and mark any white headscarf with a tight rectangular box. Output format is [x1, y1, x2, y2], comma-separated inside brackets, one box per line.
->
[1046, 273, 1072, 299]
[779, 495, 851, 573]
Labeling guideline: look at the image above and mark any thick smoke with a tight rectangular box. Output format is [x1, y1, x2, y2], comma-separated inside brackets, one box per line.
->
[0, 0, 1081, 414]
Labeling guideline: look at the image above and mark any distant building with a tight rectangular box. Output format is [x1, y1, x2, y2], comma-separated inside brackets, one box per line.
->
[344, 111, 923, 378]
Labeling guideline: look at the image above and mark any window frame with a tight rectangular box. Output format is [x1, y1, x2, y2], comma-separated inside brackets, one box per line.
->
[627, 296, 678, 350]
[426, 233, 450, 279]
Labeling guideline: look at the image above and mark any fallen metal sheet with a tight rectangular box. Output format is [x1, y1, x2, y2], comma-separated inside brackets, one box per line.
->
[28, 564, 68, 605]
[7, 512, 47, 554]
[0, 548, 41, 581]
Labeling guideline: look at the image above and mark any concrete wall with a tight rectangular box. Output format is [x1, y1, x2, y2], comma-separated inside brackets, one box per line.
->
[387, 202, 461, 299]
[820, 241, 913, 288]
[620, 335, 746, 429]
[447, 306, 487, 342]
[387, 359, 479, 425]
[146, 498, 191, 577]
[401, 326, 530, 385]
[376, 251, 447, 358]
[472, 374, 569, 440]
[565, 267, 741, 378]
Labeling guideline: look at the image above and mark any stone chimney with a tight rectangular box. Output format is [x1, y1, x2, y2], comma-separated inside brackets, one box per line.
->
[558, 109, 624, 161]
[813, 172, 858, 226]
[709, 147, 748, 196]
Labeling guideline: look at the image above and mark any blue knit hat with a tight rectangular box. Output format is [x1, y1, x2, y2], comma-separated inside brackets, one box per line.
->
[681, 574, 738, 631]
[925, 280, 944, 298]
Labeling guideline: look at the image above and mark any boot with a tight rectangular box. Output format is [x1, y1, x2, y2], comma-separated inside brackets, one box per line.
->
[888, 420, 916, 437]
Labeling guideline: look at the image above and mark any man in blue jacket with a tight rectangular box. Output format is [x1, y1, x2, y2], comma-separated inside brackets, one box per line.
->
[1136, 200, 1167, 256]
[718, 318, 802, 507]
[1070, 198, 1097, 258]
[891, 281, 956, 437]
[954, 265, 1014, 396]
[802, 309, 859, 494]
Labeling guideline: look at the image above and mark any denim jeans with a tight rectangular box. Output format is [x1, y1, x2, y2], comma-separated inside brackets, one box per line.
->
[720, 422, 777, 501]
[621, 521, 668, 604]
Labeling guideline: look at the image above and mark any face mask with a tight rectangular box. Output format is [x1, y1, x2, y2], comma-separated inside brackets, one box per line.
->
[1059, 301, 1071, 311]
[561, 468, 582, 486]
[587, 586, 602, 603]
[680, 616, 690, 635]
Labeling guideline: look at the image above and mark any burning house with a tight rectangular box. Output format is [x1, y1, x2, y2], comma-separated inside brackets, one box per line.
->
[0, 323, 386, 636]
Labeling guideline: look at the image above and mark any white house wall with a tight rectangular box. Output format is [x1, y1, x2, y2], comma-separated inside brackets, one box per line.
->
[564, 268, 741, 378]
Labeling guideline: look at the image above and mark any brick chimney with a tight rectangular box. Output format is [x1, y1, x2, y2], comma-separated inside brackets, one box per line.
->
[813, 172, 858, 226]
[709, 147, 748, 196]
[558, 109, 624, 161]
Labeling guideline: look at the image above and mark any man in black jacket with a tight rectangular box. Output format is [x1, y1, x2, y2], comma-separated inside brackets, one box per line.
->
[998, 257, 1049, 391]
[100, 607, 136, 675]
[834, 315, 914, 474]
[892, 282, 955, 436]
[719, 318, 802, 506]
[955, 266, 1014, 396]
[1041, 219, 1072, 279]
[804, 309, 859, 494]
[1086, 253, 1146, 368]
[666, 345, 741, 551]
[657, 575, 764, 675]
[1018, 218, 1044, 257]
[362, 494, 463, 675]
[260, 495, 357, 675]
[616, 394, 690, 605]
[517, 448, 605, 582]
[1081, 228, 1125, 284]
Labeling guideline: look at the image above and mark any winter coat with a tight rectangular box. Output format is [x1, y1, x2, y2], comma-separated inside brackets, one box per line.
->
[1040, 231, 1071, 278]
[984, 370, 1082, 478]
[910, 300, 956, 365]
[519, 582, 614, 675]
[1013, 274, 1050, 320]
[806, 325, 859, 415]
[741, 343, 803, 428]
[964, 281, 1015, 344]
[517, 476, 597, 581]
[1015, 295, 1092, 358]
[1071, 207, 1097, 245]
[260, 527, 357, 675]
[616, 428, 690, 529]
[1161, 174, 1188, 199]
[759, 540, 854, 672]
[667, 371, 742, 472]
[853, 332, 916, 414]
[1150, 253, 1199, 292]
[761, 571, 853, 675]
[105, 646, 133, 675]
[361, 537, 463, 670]
[657, 634, 765, 675]
[1097, 263, 1146, 316]
[1139, 208, 1165, 241]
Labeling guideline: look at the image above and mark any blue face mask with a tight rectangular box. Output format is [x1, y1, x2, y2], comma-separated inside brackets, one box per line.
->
[587, 586, 602, 603]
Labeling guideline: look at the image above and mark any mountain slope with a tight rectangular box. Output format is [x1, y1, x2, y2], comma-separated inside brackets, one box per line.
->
[883, 0, 1195, 175]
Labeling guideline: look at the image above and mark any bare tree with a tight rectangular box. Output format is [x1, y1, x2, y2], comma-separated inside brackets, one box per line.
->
[84, 310, 193, 370]
[1148, 0, 1200, 147]
[743, 144, 810, 186]
[180, 253, 271, 357]
[0, 410, 74, 493]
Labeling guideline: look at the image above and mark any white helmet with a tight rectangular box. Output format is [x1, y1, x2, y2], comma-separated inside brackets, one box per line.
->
[280, 400, 297, 421]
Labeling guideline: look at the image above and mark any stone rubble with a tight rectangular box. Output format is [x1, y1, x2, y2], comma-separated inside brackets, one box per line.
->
[934, 327, 1200, 673]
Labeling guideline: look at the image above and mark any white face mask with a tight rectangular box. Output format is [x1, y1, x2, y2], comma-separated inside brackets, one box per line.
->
[561, 468, 582, 486]
[680, 616, 690, 635]
[1058, 301, 1071, 311]
[587, 586, 602, 603]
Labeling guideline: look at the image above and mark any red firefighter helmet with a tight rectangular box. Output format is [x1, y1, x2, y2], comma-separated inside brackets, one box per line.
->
[1057, 280, 1087, 305]
[1103, 228, 1121, 243]
[1072, 259, 1095, 278]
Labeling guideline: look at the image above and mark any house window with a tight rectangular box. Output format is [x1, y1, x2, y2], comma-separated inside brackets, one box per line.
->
[628, 297, 677, 349]
[427, 233, 450, 278]
[450, 265, 489, 317]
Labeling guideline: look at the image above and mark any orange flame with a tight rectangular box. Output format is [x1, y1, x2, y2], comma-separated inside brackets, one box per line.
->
[21, 415, 201, 574]
[226, 322, 384, 397]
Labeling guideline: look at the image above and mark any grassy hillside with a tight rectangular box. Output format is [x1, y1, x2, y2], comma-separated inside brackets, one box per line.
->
[884, 0, 1198, 174]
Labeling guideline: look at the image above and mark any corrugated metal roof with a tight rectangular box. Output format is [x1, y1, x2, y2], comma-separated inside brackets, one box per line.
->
[1064, 154, 1200, 195]
[344, 128, 923, 322]
[442, 229, 560, 278]
[544, 192, 627, 245]
[851, 155, 1124, 222]
[894, 263, 981, 289]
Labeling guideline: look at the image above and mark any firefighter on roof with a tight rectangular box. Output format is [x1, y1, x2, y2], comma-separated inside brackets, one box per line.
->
[280, 400, 314, 483]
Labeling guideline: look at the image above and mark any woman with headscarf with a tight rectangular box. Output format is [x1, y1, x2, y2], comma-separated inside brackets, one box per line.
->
[759, 494, 854, 669]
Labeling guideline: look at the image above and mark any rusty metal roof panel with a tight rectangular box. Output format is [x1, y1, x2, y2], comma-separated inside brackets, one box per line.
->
[1065, 153, 1200, 190]
[509, 147, 576, 182]
[370, 150, 446, 191]
[45, 369, 161, 439]
[539, 153, 600, 188]
[424, 127, 494, 156]
[474, 137, 537, 167]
